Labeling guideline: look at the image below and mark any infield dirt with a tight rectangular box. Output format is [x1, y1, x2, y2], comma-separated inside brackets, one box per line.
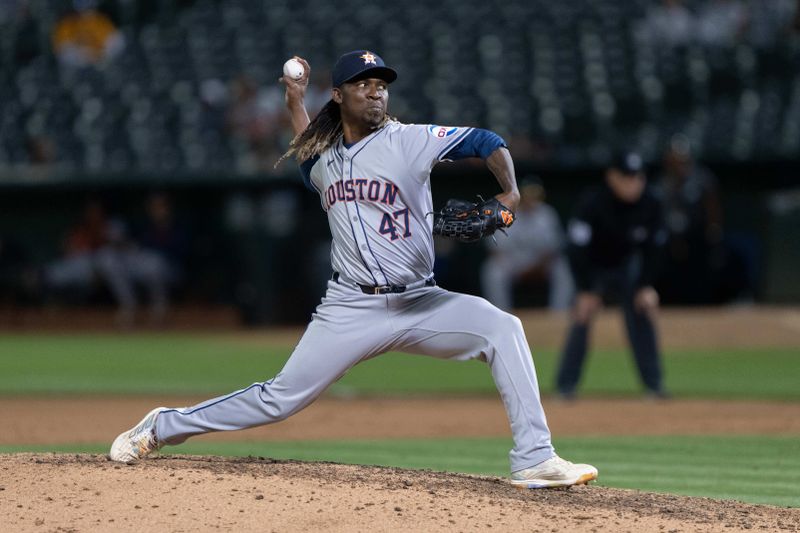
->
[2, 454, 799, 533]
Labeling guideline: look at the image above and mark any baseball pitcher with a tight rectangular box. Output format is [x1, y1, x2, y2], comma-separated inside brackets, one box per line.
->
[110, 50, 597, 489]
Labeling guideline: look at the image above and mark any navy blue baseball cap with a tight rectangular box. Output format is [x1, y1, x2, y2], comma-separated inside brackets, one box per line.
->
[611, 151, 645, 175]
[332, 50, 397, 87]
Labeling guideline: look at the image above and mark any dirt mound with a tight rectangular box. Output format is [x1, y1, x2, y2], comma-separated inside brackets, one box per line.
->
[2, 454, 798, 532]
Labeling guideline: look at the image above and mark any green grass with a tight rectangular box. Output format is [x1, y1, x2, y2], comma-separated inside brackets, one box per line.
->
[0, 333, 797, 399]
[3, 435, 798, 508]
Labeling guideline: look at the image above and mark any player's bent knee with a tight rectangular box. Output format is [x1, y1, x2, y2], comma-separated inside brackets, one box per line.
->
[490, 309, 526, 339]
[509, 313, 524, 333]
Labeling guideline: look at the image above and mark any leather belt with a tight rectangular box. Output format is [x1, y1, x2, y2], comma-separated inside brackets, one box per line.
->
[332, 272, 436, 295]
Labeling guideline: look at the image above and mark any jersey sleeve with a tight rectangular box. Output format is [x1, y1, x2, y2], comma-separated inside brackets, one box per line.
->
[400, 124, 475, 174]
[441, 128, 507, 161]
[299, 155, 329, 211]
[298, 155, 320, 192]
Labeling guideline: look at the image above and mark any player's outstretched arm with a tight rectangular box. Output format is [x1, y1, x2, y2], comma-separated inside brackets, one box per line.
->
[279, 56, 311, 136]
[486, 147, 520, 212]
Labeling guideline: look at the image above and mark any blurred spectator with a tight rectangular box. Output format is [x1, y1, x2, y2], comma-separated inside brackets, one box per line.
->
[44, 200, 129, 319]
[58, 200, 110, 254]
[226, 75, 284, 174]
[640, 0, 695, 48]
[481, 177, 574, 311]
[135, 192, 190, 291]
[44, 200, 169, 327]
[7, 1, 41, 67]
[110, 219, 172, 326]
[556, 152, 668, 399]
[697, 0, 748, 48]
[26, 135, 56, 166]
[51, 0, 124, 70]
[653, 135, 724, 304]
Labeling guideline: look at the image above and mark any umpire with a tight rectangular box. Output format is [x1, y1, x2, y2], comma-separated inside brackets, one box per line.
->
[556, 151, 668, 399]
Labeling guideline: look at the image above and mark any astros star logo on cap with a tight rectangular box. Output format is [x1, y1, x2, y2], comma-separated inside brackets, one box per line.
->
[360, 52, 377, 65]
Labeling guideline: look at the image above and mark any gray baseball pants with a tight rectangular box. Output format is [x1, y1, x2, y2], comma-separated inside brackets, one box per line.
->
[156, 279, 555, 472]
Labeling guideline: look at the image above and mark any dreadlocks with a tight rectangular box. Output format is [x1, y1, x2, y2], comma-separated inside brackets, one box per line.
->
[276, 99, 341, 166]
[276, 99, 395, 167]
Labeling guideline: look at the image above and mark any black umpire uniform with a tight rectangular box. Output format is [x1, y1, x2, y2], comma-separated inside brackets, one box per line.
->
[556, 152, 668, 398]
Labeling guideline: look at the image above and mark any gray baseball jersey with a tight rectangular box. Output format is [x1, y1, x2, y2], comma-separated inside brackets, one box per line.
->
[155, 122, 556, 473]
[307, 122, 472, 286]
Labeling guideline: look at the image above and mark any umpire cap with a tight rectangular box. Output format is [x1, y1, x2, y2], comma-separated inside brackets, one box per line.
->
[332, 50, 398, 87]
[610, 151, 645, 175]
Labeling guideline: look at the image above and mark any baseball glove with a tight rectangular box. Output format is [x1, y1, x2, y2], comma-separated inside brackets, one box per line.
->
[432, 197, 515, 243]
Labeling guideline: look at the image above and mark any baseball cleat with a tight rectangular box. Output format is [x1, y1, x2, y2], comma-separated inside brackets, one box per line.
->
[510, 455, 598, 489]
[109, 407, 166, 463]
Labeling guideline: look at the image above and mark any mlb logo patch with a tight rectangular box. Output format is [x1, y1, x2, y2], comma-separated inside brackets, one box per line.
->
[428, 125, 458, 138]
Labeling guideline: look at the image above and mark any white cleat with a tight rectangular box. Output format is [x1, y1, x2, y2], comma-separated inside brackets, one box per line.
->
[109, 407, 167, 463]
[510, 455, 598, 489]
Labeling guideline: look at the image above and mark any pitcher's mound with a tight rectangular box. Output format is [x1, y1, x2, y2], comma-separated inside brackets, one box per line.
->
[2, 454, 797, 532]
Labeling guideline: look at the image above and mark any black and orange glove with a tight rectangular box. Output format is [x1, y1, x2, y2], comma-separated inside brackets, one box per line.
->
[432, 197, 515, 243]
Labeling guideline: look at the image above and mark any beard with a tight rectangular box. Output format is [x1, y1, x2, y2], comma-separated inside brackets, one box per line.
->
[364, 107, 386, 128]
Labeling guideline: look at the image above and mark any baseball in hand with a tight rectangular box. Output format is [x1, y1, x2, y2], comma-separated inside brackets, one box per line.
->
[283, 58, 304, 81]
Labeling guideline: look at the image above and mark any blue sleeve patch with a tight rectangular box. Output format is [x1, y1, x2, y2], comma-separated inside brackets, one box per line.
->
[443, 129, 507, 161]
[299, 155, 320, 191]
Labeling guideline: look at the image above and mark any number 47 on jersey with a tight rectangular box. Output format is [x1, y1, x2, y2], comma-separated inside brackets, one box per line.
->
[379, 208, 411, 240]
